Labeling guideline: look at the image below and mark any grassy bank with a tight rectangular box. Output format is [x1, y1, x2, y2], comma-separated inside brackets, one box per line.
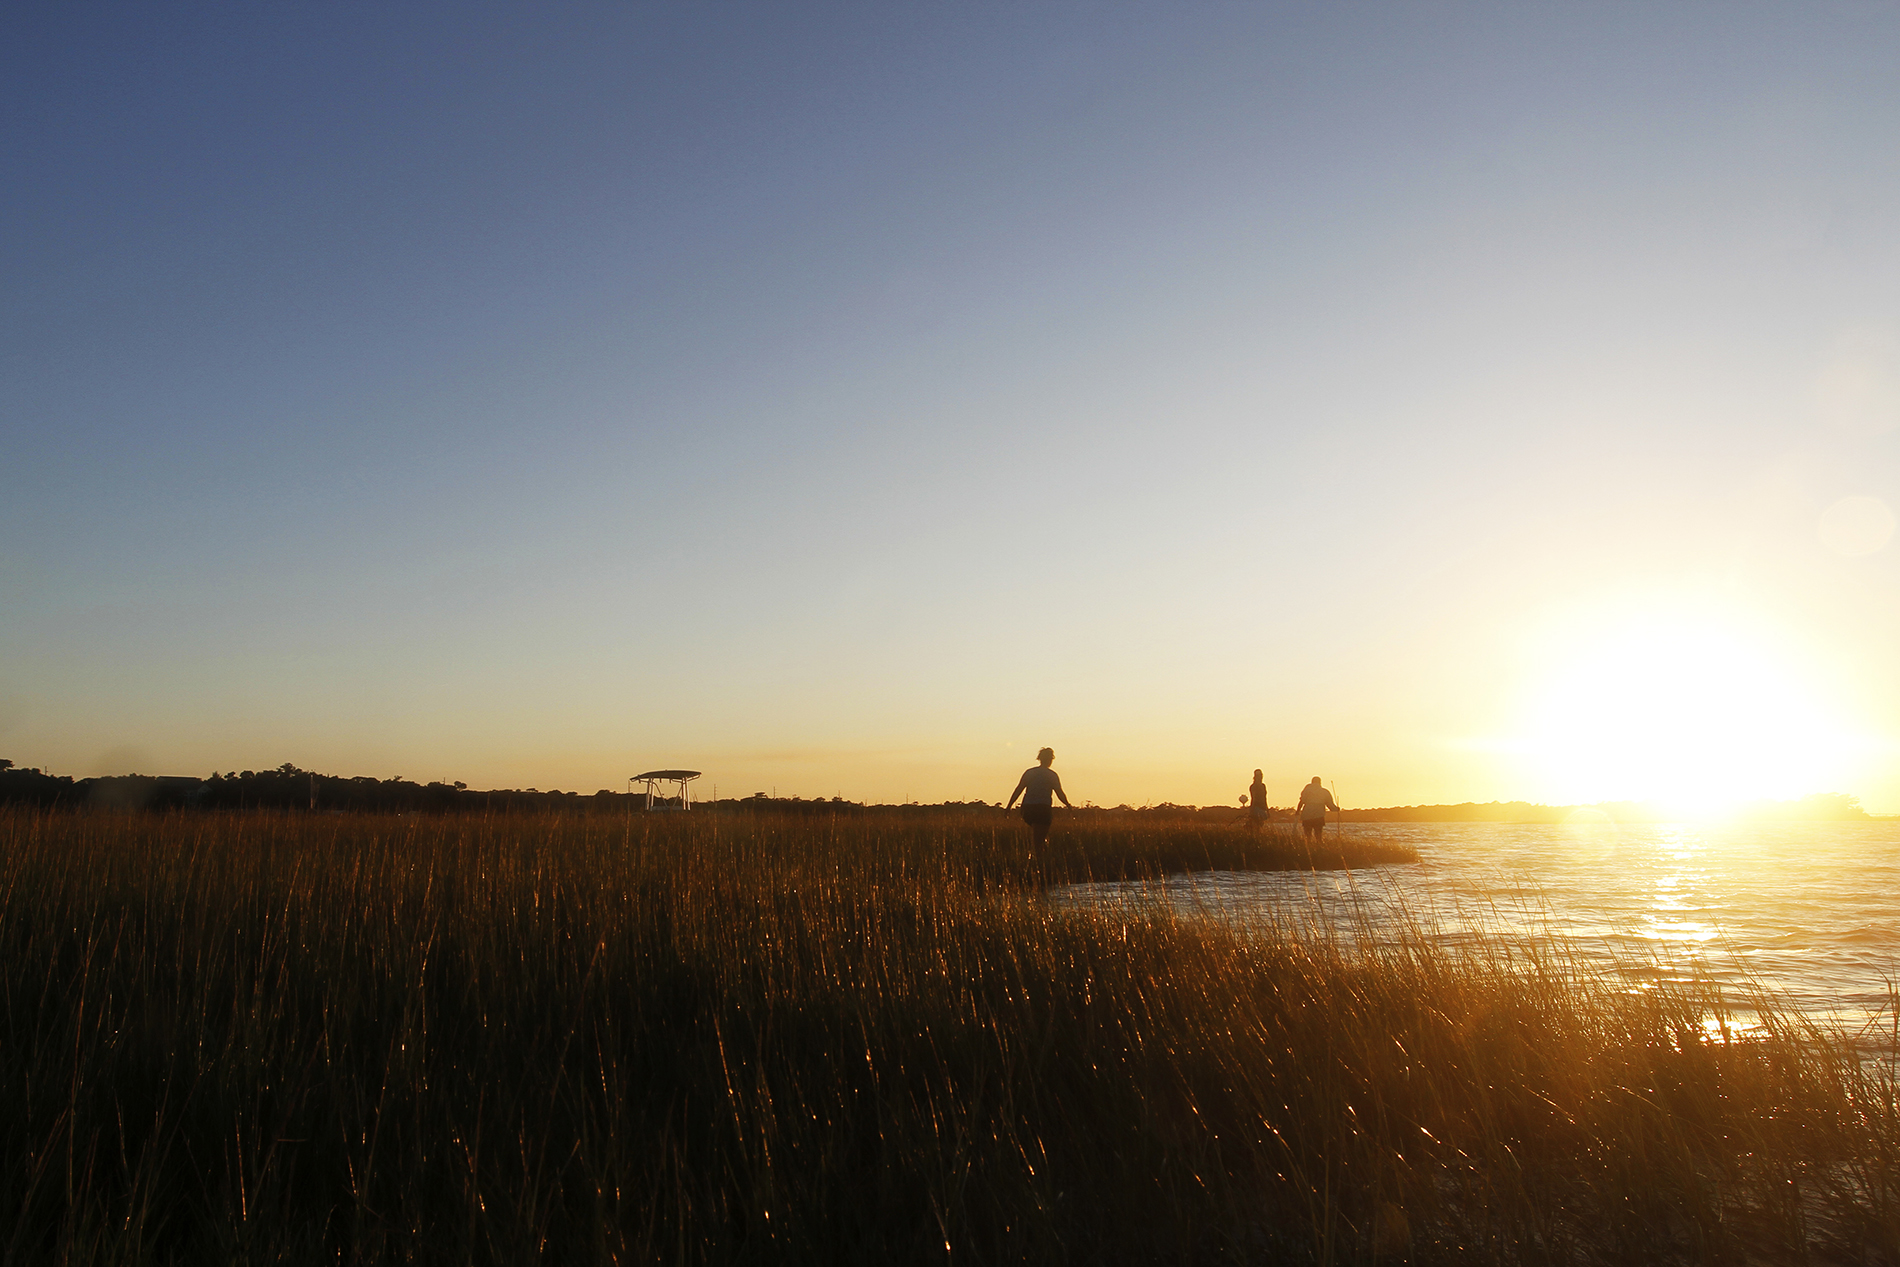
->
[0, 808, 1893, 1264]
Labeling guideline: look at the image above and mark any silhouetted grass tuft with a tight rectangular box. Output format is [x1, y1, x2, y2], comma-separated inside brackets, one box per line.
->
[0, 808, 1893, 1263]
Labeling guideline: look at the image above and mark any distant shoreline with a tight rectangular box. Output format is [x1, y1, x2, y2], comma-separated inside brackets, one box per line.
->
[1070, 798, 1883, 824]
[1328, 794, 1881, 824]
[0, 763, 1882, 821]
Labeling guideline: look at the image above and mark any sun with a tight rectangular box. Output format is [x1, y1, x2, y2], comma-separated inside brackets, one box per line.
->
[1514, 604, 1862, 814]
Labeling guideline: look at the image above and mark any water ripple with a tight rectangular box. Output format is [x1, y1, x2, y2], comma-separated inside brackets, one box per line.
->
[1056, 820, 1900, 1049]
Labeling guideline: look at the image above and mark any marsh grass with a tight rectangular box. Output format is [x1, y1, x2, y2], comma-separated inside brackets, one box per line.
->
[0, 807, 1894, 1264]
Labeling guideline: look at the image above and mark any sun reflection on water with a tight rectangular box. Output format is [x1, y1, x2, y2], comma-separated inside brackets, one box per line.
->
[1054, 820, 1900, 1054]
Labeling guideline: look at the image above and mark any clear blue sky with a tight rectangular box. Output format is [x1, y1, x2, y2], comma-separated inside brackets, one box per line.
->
[6, 3, 1899, 809]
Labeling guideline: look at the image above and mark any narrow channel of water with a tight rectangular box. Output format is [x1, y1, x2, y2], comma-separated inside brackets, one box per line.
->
[1056, 820, 1900, 1048]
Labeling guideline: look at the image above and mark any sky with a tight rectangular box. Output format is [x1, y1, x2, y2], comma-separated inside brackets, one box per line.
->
[5, 3, 1899, 811]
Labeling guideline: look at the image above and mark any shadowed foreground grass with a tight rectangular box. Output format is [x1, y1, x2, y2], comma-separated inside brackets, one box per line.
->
[1, 809, 1895, 1264]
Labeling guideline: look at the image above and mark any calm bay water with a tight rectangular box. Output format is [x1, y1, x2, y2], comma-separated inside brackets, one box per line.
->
[1060, 820, 1900, 1047]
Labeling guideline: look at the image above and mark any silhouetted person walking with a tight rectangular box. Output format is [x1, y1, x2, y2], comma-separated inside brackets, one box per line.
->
[1297, 776, 1337, 844]
[1007, 747, 1072, 849]
[1247, 769, 1269, 832]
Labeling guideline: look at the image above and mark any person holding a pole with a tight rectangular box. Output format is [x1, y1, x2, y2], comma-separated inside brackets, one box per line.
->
[1246, 769, 1270, 832]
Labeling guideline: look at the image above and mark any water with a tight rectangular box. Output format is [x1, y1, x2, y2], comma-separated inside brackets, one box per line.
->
[1058, 820, 1900, 1048]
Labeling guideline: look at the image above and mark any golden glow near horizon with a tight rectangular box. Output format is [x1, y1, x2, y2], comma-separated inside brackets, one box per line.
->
[6, 11, 1900, 815]
[1509, 601, 1875, 815]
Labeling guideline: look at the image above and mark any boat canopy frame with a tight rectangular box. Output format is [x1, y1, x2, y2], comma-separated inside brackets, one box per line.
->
[630, 769, 702, 811]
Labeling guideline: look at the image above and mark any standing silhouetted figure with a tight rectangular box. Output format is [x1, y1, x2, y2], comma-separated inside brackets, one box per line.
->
[1007, 747, 1072, 849]
[1297, 776, 1337, 845]
[1247, 769, 1269, 832]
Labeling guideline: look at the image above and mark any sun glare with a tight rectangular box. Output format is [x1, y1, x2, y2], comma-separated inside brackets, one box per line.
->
[1516, 606, 1862, 815]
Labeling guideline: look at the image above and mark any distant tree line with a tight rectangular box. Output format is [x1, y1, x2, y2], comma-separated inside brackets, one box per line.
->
[0, 762, 1012, 816]
[0, 762, 566, 813]
[0, 760, 1877, 820]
